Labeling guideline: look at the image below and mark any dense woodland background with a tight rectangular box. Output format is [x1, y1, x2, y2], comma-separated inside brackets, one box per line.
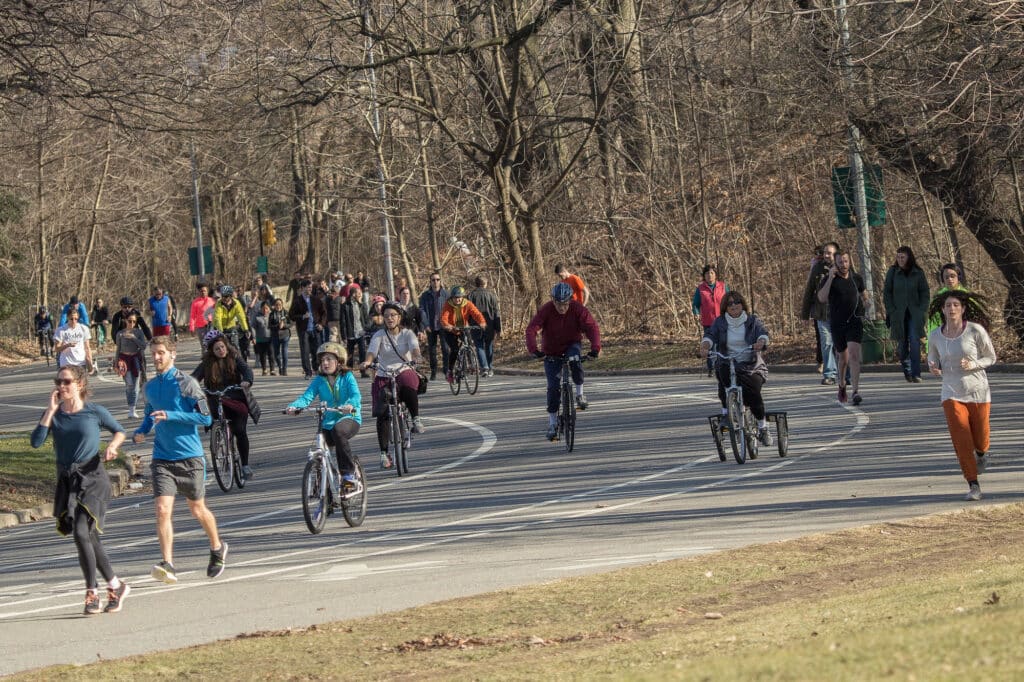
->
[0, 1, 1021, 350]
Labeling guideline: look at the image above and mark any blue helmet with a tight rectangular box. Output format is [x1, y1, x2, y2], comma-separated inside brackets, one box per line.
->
[551, 282, 573, 303]
[220, 285, 235, 297]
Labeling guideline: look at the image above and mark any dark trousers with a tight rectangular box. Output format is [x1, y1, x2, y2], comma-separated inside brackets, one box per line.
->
[255, 341, 272, 372]
[297, 327, 319, 376]
[544, 343, 583, 413]
[345, 336, 367, 369]
[372, 373, 420, 450]
[715, 365, 766, 420]
[323, 419, 361, 476]
[271, 335, 289, 373]
[425, 329, 449, 376]
[73, 509, 114, 590]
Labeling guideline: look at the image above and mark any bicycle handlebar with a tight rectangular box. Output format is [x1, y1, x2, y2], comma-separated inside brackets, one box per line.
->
[538, 354, 590, 363]
[707, 347, 754, 361]
[204, 384, 243, 397]
[365, 360, 417, 377]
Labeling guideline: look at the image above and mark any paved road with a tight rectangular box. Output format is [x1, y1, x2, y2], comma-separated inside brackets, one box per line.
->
[1, 350, 1021, 674]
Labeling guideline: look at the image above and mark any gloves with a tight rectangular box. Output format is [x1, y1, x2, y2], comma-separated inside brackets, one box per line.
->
[533, 351, 545, 359]
[587, 349, 600, 359]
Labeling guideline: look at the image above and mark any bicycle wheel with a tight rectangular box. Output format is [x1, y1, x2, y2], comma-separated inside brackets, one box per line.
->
[709, 416, 727, 461]
[301, 457, 328, 534]
[390, 406, 405, 478]
[725, 391, 745, 464]
[397, 407, 411, 474]
[341, 459, 367, 527]
[776, 414, 789, 457]
[463, 346, 480, 395]
[562, 382, 576, 453]
[744, 410, 759, 460]
[233, 448, 246, 489]
[210, 423, 234, 491]
[448, 355, 462, 396]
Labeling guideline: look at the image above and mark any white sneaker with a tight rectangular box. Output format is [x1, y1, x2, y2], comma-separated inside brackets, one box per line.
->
[128, 408, 138, 419]
[965, 482, 982, 501]
[975, 451, 988, 474]
[412, 417, 425, 434]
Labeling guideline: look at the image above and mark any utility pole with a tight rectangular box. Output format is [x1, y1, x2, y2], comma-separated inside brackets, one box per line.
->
[362, 0, 395, 300]
[836, 0, 874, 317]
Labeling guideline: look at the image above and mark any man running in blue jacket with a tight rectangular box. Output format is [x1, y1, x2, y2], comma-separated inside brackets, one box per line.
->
[133, 336, 228, 584]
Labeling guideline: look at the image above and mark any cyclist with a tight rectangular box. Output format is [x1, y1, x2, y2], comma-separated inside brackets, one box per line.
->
[361, 302, 426, 469]
[285, 343, 363, 490]
[698, 290, 772, 446]
[34, 305, 54, 357]
[211, 285, 250, 358]
[440, 285, 486, 384]
[525, 282, 601, 440]
[192, 330, 256, 480]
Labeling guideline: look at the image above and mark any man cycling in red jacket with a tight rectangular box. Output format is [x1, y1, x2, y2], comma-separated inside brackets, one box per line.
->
[525, 282, 601, 440]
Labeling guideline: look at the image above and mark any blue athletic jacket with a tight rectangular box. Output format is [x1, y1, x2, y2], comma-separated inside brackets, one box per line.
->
[134, 367, 212, 461]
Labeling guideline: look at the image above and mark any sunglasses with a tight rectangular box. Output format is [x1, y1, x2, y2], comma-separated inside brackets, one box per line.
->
[54, 378, 75, 386]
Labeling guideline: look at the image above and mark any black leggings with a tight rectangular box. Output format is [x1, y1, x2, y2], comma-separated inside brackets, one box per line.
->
[323, 419, 361, 476]
[715, 366, 766, 420]
[376, 384, 420, 450]
[73, 509, 114, 590]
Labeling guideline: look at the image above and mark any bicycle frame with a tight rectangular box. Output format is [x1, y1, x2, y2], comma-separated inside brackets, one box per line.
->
[708, 348, 758, 464]
[204, 385, 244, 491]
[546, 353, 587, 452]
[371, 362, 415, 475]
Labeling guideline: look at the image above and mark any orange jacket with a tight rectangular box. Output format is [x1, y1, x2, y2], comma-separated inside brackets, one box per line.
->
[441, 300, 486, 330]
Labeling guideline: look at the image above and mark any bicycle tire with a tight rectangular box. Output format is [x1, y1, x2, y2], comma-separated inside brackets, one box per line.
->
[397, 407, 411, 474]
[210, 423, 234, 491]
[744, 410, 759, 460]
[449, 356, 462, 395]
[233, 449, 246, 489]
[301, 457, 328, 534]
[341, 459, 367, 527]
[776, 415, 789, 457]
[710, 417, 727, 461]
[390, 406, 405, 478]
[725, 391, 745, 464]
[562, 382, 576, 453]
[463, 346, 480, 395]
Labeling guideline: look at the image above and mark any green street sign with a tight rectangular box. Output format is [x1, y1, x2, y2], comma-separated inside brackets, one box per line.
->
[256, 256, 269, 274]
[831, 165, 886, 228]
[188, 245, 213, 276]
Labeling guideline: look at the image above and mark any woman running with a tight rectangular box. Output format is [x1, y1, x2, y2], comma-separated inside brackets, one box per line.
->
[31, 365, 131, 614]
[112, 313, 148, 419]
[927, 289, 996, 501]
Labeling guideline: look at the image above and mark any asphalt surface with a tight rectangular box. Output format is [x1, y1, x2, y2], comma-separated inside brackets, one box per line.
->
[1, 348, 1022, 674]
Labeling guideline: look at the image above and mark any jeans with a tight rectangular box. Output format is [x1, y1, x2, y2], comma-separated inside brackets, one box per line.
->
[816, 319, 837, 380]
[898, 312, 922, 378]
[271, 335, 289, 373]
[425, 329, 450, 377]
[297, 328, 319, 376]
[544, 343, 584, 413]
[474, 327, 494, 370]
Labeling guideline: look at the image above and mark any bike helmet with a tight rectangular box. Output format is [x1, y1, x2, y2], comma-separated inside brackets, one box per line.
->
[203, 330, 226, 348]
[120, 296, 133, 306]
[316, 342, 348, 367]
[381, 302, 404, 317]
[220, 285, 235, 297]
[449, 285, 466, 298]
[551, 282, 573, 302]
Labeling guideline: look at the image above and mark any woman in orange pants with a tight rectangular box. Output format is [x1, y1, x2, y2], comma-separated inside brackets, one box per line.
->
[926, 290, 996, 501]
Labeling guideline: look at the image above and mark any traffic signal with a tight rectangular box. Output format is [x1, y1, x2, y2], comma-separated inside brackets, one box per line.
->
[262, 218, 277, 246]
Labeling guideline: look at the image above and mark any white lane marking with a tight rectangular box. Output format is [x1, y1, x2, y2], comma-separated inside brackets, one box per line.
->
[296, 560, 446, 582]
[546, 549, 716, 572]
[0, 403, 46, 411]
[0, 406, 866, 618]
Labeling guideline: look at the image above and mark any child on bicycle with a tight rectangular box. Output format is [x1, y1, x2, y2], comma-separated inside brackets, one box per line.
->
[361, 302, 425, 470]
[192, 330, 257, 479]
[284, 343, 363, 489]
[439, 285, 486, 384]
[698, 290, 772, 446]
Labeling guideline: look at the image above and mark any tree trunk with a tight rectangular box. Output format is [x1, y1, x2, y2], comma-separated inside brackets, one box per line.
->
[76, 135, 113, 296]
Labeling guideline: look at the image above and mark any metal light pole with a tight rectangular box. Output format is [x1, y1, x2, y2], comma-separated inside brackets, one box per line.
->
[190, 140, 206, 281]
[362, 0, 395, 300]
[836, 0, 874, 317]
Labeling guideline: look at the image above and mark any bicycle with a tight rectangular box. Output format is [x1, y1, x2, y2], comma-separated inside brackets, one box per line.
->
[449, 325, 481, 396]
[37, 330, 55, 366]
[369, 361, 414, 476]
[287, 404, 367, 534]
[707, 348, 760, 464]
[205, 385, 246, 492]
[543, 353, 589, 453]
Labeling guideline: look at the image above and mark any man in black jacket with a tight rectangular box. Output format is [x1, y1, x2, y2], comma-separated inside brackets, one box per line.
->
[468, 276, 501, 377]
[418, 272, 449, 380]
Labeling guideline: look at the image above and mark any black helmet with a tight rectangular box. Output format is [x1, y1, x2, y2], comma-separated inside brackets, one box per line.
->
[381, 302, 404, 318]
[449, 285, 466, 298]
[120, 296, 133, 306]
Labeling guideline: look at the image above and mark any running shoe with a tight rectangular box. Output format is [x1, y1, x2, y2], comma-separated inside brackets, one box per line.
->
[821, 377, 836, 385]
[84, 591, 101, 615]
[380, 451, 393, 470]
[576, 394, 588, 411]
[757, 427, 773, 447]
[412, 417, 426, 434]
[242, 465, 253, 479]
[851, 392, 862, 406]
[965, 482, 982, 501]
[151, 561, 178, 585]
[546, 424, 558, 441]
[103, 582, 131, 613]
[446, 371, 454, 384]
[129, 408, 138, 419]
[975, 451, 988, 474]
[207, 542, 228, 579]
[837, 384, 848, 403]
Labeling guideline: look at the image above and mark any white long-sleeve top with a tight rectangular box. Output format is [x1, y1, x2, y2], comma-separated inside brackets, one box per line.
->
[926, 321, 996, 403]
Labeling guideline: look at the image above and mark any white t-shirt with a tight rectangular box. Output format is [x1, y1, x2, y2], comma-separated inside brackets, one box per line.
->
[55, 323, 91, 367]
[367, 328, 419, 377]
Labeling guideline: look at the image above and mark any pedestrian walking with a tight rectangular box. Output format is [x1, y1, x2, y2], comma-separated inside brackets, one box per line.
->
[883, 245, 930, 382]
[692, 264, 728, 377]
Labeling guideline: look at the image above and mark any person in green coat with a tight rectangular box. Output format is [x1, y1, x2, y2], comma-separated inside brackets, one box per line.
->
[883, 245, 930, 382]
